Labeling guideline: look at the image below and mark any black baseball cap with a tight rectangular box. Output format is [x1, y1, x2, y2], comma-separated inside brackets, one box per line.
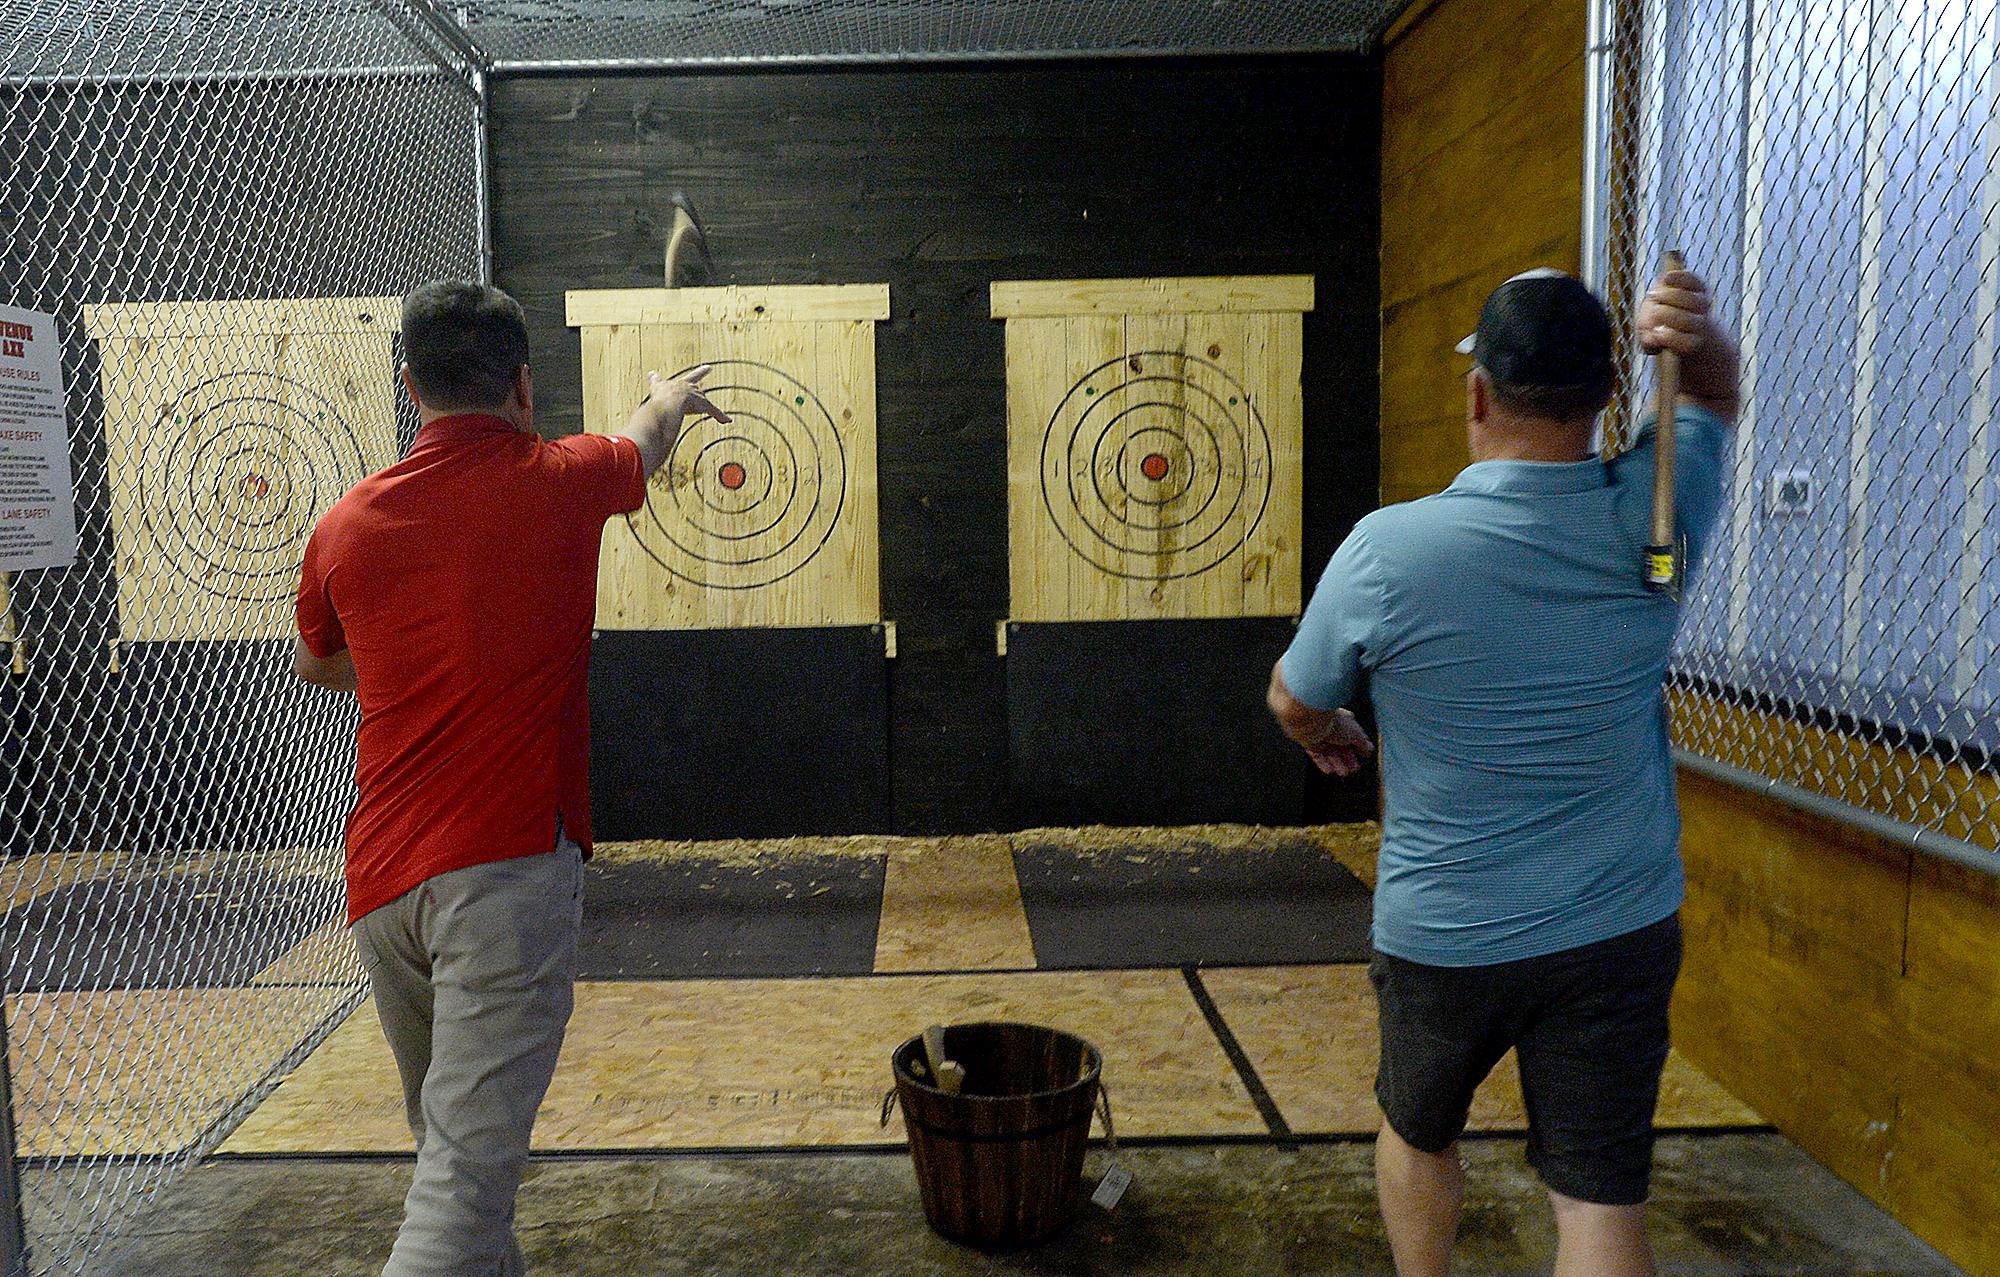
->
[1455, 268, 1614, 398]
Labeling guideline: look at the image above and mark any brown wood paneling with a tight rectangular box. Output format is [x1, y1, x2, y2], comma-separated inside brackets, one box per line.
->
[1678, 770, 1912, 964]
[1674, 772, 1909, 1191]
[1903, 857, 2000, 1088]
[1891, 1067, 2000, 1277]
[1381, 0, 1588, 185]
[1674, 770, 2000, 1277]
[1379, 91, 1584, 297]
[1380, 0, 1446, 48]
[1378, 0, 1586, 503]
[1892, 855, 2000, 1276]
[1379, 273, 1505, 415]
[1378, 416, 1468, 505]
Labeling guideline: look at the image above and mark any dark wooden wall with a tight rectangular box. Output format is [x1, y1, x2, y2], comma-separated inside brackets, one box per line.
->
[489, 58, 1382, 835]
[1378, 0, 1586, 504]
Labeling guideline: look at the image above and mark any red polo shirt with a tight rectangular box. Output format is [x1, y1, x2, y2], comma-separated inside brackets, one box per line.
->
[296, 414, 646, 923]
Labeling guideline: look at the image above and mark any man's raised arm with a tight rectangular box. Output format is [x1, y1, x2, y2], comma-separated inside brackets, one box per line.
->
[617, 366, 730, 476]
[1637, 268, 1740, 425]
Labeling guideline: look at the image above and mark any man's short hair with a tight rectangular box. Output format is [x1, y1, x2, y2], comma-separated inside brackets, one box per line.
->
[1489, 376, 1614, 423]
[400, 280, 530, 411]
[1458, 270, 1615, 423]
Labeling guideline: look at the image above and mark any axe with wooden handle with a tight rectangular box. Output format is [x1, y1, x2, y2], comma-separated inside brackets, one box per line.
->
[1644, 249, 1687, 597]
[922, 1024, 966, 1095]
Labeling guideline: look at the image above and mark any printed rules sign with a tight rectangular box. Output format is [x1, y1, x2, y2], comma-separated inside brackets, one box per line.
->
[0, 302, 79, 572]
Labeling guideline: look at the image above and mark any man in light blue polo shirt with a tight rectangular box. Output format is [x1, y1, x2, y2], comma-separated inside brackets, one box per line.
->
[1269, 266, 1739, 1277]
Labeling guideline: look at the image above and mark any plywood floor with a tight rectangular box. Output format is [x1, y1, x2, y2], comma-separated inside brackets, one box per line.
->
[3, 825, 1763, 1160]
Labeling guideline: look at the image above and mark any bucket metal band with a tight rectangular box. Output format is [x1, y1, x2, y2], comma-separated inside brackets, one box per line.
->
[901, 1111, 1095, 1145]
[880, 1082, 1117, 1153]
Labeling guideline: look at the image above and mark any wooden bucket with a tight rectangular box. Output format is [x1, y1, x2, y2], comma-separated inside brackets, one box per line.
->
[889, 1022, 1106, 1250]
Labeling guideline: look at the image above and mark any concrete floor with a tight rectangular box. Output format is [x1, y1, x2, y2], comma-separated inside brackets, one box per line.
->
[82, 1133, 1963, 1276]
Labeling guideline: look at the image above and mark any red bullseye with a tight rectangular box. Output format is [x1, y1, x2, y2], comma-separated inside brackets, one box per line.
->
[242, 472, 269, 499]
[718, 461, 748, 491]
[1139, 452, 1170, 482]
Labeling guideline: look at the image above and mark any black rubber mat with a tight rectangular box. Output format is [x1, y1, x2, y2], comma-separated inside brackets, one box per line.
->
[1, 869, 330, 992]
[577, 855, 886, 979]
[1013, 835, 1373, 970]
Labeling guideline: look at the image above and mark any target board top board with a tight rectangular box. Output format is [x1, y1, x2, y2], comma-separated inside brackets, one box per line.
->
[992, 276, 1311, 623]
[567, 285, 887, 632]
[82, 297, 401, 643]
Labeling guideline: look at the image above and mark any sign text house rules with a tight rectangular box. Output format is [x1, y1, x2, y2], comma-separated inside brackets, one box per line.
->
[0, 303, 79, 572]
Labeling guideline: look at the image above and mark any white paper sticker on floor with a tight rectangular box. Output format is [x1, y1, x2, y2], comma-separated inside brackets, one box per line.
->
[1091, 1163, 1133, 1210]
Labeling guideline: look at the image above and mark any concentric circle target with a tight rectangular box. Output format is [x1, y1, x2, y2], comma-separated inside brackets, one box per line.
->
[142, 371, 368, 603]
[628, 360, 848, 590]
[1040, 351, 1272, 580]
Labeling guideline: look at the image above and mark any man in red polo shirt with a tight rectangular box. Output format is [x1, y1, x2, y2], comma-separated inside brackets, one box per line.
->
[293, 279, 723, 1276]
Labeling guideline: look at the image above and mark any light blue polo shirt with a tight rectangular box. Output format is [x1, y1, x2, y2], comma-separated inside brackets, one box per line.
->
[1283, 408, 1732, 967]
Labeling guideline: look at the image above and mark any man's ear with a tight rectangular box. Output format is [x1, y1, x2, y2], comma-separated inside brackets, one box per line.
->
[400, 364, 424, 412]
[1466, 367, 1490, 426]
[513, 364, 533, 415]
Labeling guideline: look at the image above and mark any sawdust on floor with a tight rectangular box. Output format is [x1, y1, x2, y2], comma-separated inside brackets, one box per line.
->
[597, 822, 1383, 869]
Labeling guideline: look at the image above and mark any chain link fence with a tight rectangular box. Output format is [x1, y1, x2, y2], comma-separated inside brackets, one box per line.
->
[18, 0, 1992, 1270]
[1592, 0, 2000, 866]
[1, 3, 482, 1271]
[458, 0, 1386, 70]
[0, 1, 1436, 1270]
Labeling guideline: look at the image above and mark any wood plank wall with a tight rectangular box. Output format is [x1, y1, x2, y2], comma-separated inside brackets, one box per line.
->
[1377, 0, 1588, 504]
[993, 276, 1311, 624]
[490, 60, 1382, 834]
[1677, 775, 2000, 1277]
[1377, 4, 2000, 1271]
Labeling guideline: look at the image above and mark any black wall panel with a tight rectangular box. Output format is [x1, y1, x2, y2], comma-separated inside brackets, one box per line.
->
[588, 628, 891, 840]
[491, 57, 1382, 836]
[1005, 619, 1377, 829]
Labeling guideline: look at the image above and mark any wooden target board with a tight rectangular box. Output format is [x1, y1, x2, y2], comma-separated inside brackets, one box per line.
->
[567, 285, 886, 631]
[81, 298, 401, 642]
[993, 276, 1312, 622]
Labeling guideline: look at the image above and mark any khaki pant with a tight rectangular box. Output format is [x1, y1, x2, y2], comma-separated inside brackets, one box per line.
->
[352, 839, 583, 1277]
